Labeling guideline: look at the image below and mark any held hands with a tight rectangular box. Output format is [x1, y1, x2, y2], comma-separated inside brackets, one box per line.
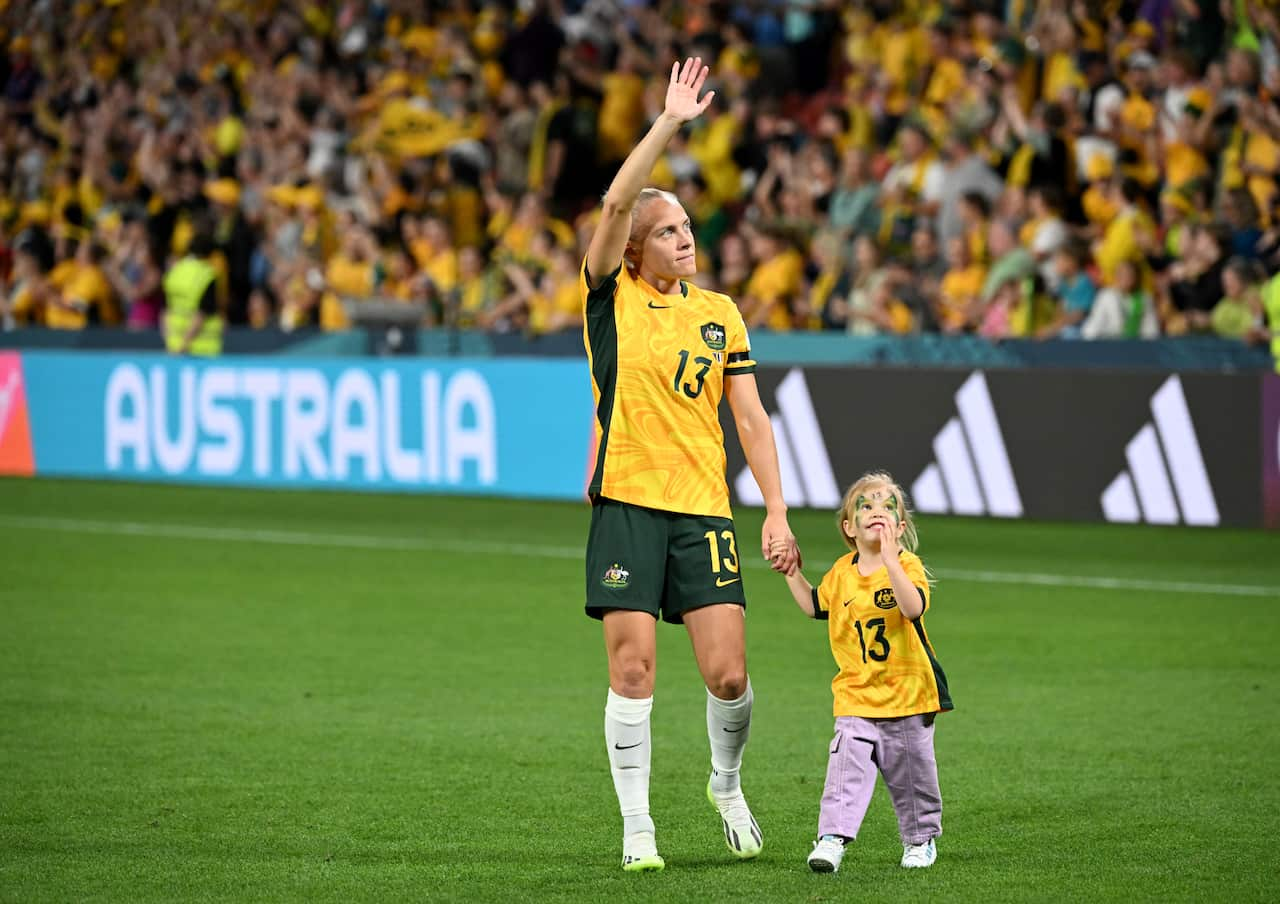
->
[763, 514, 800, 576]
[767, 538, 799, 576]
[665, 57, 714, 124]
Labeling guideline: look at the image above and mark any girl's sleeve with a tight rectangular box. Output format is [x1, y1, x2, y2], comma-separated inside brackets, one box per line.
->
[812, 565, 839, 621]
[904, 553, 931, 613]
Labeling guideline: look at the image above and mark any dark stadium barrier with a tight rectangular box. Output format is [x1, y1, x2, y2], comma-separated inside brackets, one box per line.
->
[721, 367, 1272, 529]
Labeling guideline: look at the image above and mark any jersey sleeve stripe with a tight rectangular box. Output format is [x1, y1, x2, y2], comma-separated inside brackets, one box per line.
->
[811, 587, 828, 620]
[912, 620, 953, 711]
[724, 363, 757, 375]
[726, 351, 751, 363]
[583, 261, 622, 314]
[584, 267, 620, 496]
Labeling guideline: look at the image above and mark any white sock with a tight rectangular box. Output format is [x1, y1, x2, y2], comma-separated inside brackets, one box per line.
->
[706, 679, 752, 796]
[605, 688, 654, 837]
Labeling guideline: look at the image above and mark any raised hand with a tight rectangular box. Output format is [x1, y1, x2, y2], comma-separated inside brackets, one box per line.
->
[665, 57, 714, 124]
[875, 518, 900, 560]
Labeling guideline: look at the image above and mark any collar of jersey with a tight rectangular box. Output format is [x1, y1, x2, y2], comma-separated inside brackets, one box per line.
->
[637, 274, 688, 300]
[851, 551, 905, 563]
[850, 550, 903, 577]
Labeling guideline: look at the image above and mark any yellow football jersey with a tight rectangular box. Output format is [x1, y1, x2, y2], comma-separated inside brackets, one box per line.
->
[815, 551, 952, 719]
[582, 261, 756, 518]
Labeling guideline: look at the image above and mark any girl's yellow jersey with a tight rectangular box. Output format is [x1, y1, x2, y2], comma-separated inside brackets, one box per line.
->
[815, 551, 953, 718]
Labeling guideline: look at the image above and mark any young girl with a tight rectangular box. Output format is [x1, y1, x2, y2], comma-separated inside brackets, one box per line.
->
[773, 472, 953, 873]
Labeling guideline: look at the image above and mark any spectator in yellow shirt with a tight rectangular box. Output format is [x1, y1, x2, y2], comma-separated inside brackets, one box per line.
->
[741, 229, 805, 331]
[3, 229, 55, 326]
[957, 192, 992, 265]
[872, 15, 923, 119]
[496, 192, 574, 258]
[279, 265, 338, 332]
[687, 102, 748, 206]
[920, 20, 966, 121]
[1115, 53, 1158, 150]
[1094, 178, 1155, 285]
[526, 247, 582, 335]
[937, 236, 987, 333]
[1238, 97, 1279, 226]
[596, 45, 647, 166]
[447, 246, 500, 329]
[800, 231, 852, 331]
[46, 241, 117, 329]
[382, 248, 434, 311]
[1039, 14, 1086, 104]
[325, 217, 380, 300]
[406, 215, 459, 294]
[1081, 154, 1120, 236]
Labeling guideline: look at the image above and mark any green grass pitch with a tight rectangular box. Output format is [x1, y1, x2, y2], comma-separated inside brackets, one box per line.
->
[1, 478, 1277, 902]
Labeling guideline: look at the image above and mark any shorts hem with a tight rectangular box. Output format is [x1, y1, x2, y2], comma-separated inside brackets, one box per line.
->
[585, 603, 660, 622]
[664, 599, 746, 625]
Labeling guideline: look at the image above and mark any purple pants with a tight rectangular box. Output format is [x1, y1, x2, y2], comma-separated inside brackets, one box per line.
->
[817, 713, 942, 845]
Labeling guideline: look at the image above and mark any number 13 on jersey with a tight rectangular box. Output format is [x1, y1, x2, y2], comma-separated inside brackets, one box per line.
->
[673, 350, 712, 399]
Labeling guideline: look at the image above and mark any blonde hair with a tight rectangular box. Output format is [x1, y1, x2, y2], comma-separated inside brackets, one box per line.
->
[624, 187, 682, 269]
[837, 471, 919, 553]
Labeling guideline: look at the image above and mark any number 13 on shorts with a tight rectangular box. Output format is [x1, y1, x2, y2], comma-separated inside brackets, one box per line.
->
[704, 529, 739, 587]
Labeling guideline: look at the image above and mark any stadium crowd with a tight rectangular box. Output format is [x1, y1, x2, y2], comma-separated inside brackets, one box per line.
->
[2, 0, 1280, 349]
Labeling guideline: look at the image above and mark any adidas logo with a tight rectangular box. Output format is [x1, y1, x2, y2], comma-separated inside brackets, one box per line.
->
[734, 368, 840, 508]
[1100, 376, 1219, 526]
[911, 372, 1023, 518]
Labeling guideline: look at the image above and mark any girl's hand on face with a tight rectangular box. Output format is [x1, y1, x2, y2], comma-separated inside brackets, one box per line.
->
[873, 516, 900, 560]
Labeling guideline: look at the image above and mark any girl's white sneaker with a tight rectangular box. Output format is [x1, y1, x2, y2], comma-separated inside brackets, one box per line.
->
[901, 838, 937, 868]
[807, 835, 846, 873]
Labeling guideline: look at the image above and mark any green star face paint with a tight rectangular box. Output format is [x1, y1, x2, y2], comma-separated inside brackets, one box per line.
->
[883, 493, 901, 524]
[852, 488, 901, 531]
[839, 475, 916, 554]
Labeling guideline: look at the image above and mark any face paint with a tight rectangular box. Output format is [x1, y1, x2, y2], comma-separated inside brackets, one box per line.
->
[883, 493, 901, 525]
[852, 488, 901, 531]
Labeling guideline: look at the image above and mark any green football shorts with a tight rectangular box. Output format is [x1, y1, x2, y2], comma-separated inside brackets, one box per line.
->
[585, 497, 748, 624]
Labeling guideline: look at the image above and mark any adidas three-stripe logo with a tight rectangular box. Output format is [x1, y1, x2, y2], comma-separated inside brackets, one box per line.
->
[912, 372, 1023, 518]
[734, 369, 841, 508]
[722, 815, 763, 852]
[1100, 376, 1219, 526]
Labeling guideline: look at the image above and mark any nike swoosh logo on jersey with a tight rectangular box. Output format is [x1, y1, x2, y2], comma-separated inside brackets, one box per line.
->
[614, 741, 642, 750]
[647, 301, 672, 309]
[715, 577, 741, 587]
[722, 723, 748, 733]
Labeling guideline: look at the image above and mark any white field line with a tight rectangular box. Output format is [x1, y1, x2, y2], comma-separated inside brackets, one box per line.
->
[0, 515, 1276, 599]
